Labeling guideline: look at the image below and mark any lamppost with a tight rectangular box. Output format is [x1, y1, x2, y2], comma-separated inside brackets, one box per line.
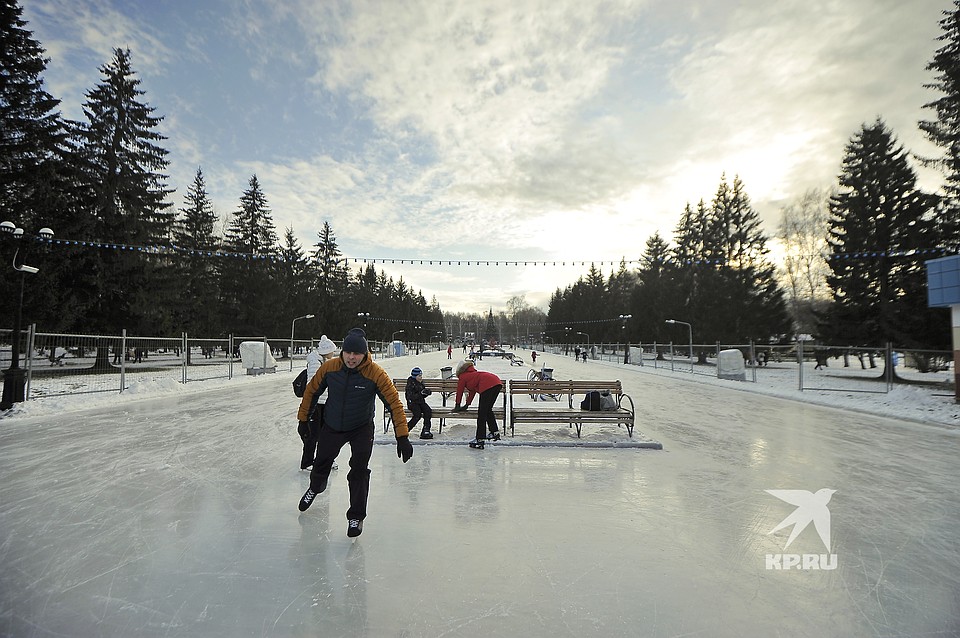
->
[665, 319, 693, 372]
[357, 312, 369, 329]
[619, 314, 632, 363]
[289, 314, 315, 371]
[1, 221, 54, 410]
[392, 329, 405, 342]
[577, 331, 590, 360]
[414, 325, 422, 355]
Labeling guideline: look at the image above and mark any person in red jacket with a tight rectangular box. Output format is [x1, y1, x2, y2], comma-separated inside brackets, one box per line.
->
[452, 359, 503, 449]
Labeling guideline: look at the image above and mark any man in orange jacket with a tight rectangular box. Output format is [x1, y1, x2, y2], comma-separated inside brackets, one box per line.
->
[296, 328, 413, 537]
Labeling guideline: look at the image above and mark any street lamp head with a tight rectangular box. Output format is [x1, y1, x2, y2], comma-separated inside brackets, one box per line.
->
[665, 319, 675, 324]
[12, 227, 23, 239]
[0, 221, 15, 234]
[305, 314, 315, 319]
[38, 227, 53, 239]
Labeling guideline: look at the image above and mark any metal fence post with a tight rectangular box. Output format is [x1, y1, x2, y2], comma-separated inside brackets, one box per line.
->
[182, 332, 188, 384]
[120, 329, 126, 393]
[750, 340, 757, 383]
[25, 323, 35, 400]
[886, 342, 893, 392]
[228, 335, 234, 379]
[798, 340, 804, 391]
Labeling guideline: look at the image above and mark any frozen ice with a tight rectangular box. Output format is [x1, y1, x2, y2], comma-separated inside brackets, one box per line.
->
[1, 349, 958, 637]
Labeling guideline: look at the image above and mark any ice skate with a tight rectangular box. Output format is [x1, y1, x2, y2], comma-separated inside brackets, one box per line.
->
[469, 437, 485, 449]
[298, 488, 317, 511]
[347, 519, 363, 537]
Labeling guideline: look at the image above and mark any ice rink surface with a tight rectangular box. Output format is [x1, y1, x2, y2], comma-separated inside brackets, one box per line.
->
[1, 349, 959, 637]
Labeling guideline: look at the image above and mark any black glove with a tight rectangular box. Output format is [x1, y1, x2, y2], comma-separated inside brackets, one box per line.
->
[297, 420, 311, 442]
[421, 388, 432, 397]
[397, 435, 414, 463]
[451, 404, 467, 412]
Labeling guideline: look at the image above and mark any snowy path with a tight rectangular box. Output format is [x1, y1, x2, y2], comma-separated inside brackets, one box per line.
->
[1, 349, 958, 636]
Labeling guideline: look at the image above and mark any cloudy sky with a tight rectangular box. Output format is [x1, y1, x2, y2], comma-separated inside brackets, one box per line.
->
[21, 0, 949, 314]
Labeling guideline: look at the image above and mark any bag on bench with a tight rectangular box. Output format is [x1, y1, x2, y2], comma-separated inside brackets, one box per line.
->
[580, 391, 602, 411]
[599, 390, 618, 411]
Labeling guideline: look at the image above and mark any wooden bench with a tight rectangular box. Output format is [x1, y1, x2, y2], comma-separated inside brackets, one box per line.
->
[382, 377, 506, 435]
[506, 379, 636, 438]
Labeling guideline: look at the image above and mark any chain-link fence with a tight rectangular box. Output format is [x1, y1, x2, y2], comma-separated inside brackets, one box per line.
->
[540, 340, 952, 395]
[0, 329, 315, 400]
[1, 328, 952, 402]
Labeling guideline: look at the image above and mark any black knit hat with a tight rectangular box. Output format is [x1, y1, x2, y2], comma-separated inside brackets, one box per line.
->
[342, 328, 368, 354]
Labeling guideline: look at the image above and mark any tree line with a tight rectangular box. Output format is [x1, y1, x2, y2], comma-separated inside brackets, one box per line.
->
[0, 1, 442, 342]
[547, 4, 960, 355]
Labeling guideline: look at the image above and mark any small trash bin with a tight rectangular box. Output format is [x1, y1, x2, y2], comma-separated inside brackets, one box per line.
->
[541, 367, 554, 380]
[440, 366, 453, 380]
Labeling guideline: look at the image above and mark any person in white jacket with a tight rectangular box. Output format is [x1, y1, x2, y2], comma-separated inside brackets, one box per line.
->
[299, 335, 338, 469]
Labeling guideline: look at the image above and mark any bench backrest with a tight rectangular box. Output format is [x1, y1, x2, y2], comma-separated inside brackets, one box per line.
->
[393, 377, 458, 390]
[507, 379, 623, 409]
[393, 377, 459, 406]
[507, 379, 622, 396]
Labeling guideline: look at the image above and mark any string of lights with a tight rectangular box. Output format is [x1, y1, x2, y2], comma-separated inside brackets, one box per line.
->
[359, 316, 626, 328]
[21, 235, 954, 265]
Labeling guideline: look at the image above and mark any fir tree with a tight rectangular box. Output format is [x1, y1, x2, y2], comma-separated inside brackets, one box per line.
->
[920, 0, 960, 251]
[172, 167, 220, 337]
[275, 227, 315, 354]
[0, 0, 72, 331]
[825, 119, 945, 355]
[631, 232, 675, 341]
[311, 221, 350, 337]
[220, 174, 280, 335]
[71, 47, 175, 336]
[670, 199, 714, 345]
[706, 175, 790, 343]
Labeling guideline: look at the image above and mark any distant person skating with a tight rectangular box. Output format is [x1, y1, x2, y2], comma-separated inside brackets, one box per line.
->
[296, 328, 414, 537]
[451, 359, 503, 449]
[405, 367, 434, 439]
[298, 335, 338, 470]
[447, 344, 453, 359]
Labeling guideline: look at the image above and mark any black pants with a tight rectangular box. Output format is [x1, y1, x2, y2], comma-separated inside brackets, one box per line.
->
[298, 399, 324, 469]
[409, 402, 432, 431]
[309, 422, 375, 522]
[476, 384, 502, 440]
